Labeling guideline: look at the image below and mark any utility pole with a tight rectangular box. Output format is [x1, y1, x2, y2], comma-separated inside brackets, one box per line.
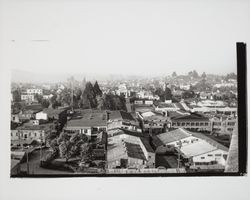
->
[177, 140, 182, 170]
[26, 149, 29, 175]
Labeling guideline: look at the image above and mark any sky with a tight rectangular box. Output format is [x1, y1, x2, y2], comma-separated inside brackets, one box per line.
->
[1, 0, 250, 80]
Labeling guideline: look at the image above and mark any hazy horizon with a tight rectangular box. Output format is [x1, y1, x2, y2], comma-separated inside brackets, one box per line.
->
[11, 68, 237, 84]
[2, 0, 249, 82]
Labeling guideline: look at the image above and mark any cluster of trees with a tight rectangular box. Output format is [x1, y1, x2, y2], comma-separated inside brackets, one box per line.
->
[75, 81, 126, 111]
[225, 72, 237, 81]
[154, 87, 172, 101]
[46, 132, 90, 162]
[172, 70, 207, 79]
[12, 89, 22, 102]
[188, 70, 199, 79]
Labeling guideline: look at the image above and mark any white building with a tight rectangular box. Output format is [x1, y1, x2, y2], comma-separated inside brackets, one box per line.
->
[21, 94, 35, 102]
[26, 88, 43, 95]
[156, 128, 229, 167]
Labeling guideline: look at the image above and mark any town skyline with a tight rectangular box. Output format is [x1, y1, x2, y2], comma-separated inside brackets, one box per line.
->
[11, 68, 237, 84]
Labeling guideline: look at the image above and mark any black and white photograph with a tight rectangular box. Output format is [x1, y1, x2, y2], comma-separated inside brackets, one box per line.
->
[0, 0, 249, 199]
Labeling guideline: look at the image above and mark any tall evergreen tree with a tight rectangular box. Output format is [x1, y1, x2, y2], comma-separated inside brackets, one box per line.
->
[93, 81, 103, 97]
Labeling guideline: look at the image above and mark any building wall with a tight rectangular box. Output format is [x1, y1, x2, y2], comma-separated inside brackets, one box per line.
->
[211, 119, 236, 135]
[192, 149, 228, 166]
[36, 112, 48, 120]
[171, 121, 212, 131]
[21, 94, 34, 102]
[11, 129, 46, 141]
[167, 136, 199, 148]
[11, 114, 20, 123]
[26, 89, 43, 95]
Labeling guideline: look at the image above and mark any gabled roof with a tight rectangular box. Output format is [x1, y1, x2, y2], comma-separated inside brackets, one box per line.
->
[190, 131, 229, 152]
[124, 142, 147, 160]
[109, 111, 135, 121]
[171, 113, 209, 121]
[24, 104, 43, 112]
[42, 108, 66, 117]
[111, 128, 144, 137]
[157, 128, 191, 144]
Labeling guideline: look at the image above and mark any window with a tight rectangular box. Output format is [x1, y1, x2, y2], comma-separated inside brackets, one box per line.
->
[205, 123, 209, 126]
[195, 122, 199, 126]
[11, 133, 13, 136]
[215, 154, 221, 157]
[29, 132, 31, 137]
[200, 157, 205, 159]
[207, 154, 213, 157]
[34, 133, 37, 137]
[84, 129, 88, 133]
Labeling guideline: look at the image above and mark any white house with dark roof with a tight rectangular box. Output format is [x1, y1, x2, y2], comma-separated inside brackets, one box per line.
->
[64, 110, 107, 138]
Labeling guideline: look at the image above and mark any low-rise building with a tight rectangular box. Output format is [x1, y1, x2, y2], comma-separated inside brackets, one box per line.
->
[170, 113, 211, 132]
[21, 94, 35, 102]
[211, 117, 237, 135]
[107, 110, 140, 131]
[107, 129, 155, 168]
[11, 122, 56, 144]
[155, 128, 229, 169]
[26, 88, 43, 95]
[64, 110, 107, 138]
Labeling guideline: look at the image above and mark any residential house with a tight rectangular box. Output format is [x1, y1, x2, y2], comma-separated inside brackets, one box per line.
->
[64, 110, 107, 139]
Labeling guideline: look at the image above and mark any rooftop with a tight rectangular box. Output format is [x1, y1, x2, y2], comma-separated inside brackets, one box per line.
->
[16, 122, 56, 130]
[109, 110, 135, 121]
[41, 108, 67, 116]
[124, 142, 147, 161]
[157, 128, 191, 144]
[190, 131, 229, 152]
[67, 111, 107, 127]
[171, 113, 209, 122]
[180, 140, 217, 157]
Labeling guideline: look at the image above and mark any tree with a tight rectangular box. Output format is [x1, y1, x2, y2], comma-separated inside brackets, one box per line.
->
[35, 94, 43, 103]
[82, 82, 97, 108]
[172, 72, 177, 77]
[93, 81, 102, 97]
[182, 90, 195, 99]
[165, 87, 172, 100]
[103, 94, 126, 110]
[201, 72, 207, 79]
[192, 70, 199, 78]
[96, 95, 105, 110]
[41, 99, 50, 108]
[225, 72, 237, 81]
[59, 141, 71, 162]
[154, 87, 172, 101]
[12, 89, 21, 102]
[57, 132, 89, 162]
